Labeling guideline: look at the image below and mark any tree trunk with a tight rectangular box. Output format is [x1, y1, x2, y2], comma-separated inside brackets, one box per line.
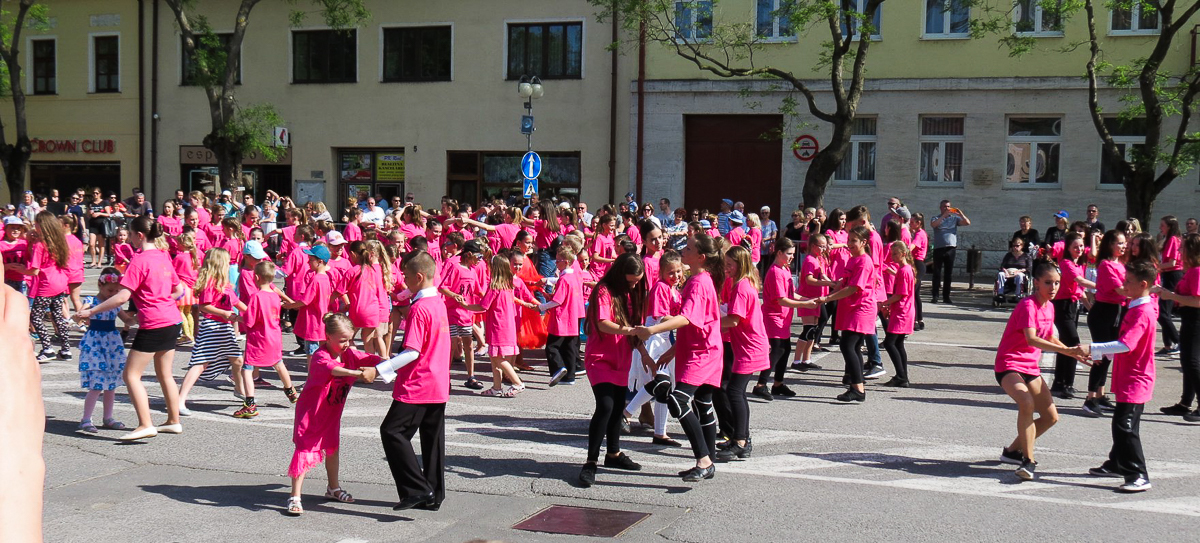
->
[203, 132, 243, 192]
[801, 119, 854, 209]
[1, 137, 31, 203]
[1125, 168, 1160, 226]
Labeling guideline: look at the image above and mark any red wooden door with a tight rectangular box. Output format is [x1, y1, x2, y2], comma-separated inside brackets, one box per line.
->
[684, 115, 783, 215]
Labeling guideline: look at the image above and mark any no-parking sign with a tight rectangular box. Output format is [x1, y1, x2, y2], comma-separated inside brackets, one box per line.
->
[793, 135, 819, 161]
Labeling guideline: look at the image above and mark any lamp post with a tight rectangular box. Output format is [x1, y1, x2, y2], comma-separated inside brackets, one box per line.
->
[517, 75, 543, 152]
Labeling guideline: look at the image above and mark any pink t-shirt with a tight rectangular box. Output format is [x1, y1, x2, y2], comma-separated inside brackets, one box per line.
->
[547, 268, 585, 336]
[326, 255, 353, 292]
[1094, 259, 1127, 305]
[675, 271, 723, 387]
[826, 229, 849, 278]
[727, 228, 745, 247]
[797, 254, 827, 318]
[626, 224, 642, 248]
[1162, 236, 1183, 271]
[910, 229, 928, 261]
[887, 264, 916, 335]
[439, 261, 476, 326]
[112, 243, 135, 266]
[343, 222, 363, 243]
[198, 283, 238, 323]
[642, 253, 661, 287]
[1178, 267, 1200, 297]
[762, 264, 795, 338]
[1111, 299, 1158, 404]
[479, 287, 519, 347]
[395, 294, 452, 404]
[120, 248, 181, 330]
[172, 251, 199, 288]
[65, 235, 85, 284]
[243, 289, 283, 366]
[158, 216, 183, 237]
[1, 238, 27, 283]
[583, 284, 633, 387]
[293, 270, 331, 341]
[534, 219, 562, 249]
[348, 263, 385, 328]
[237, 268, 260, 306]
[993, 296, 1055, 375]
[194, 229, 212, 254]
[26, 242, 68, 297]
[493, 223, 521, 252]
[748, 228, 763, 262]
[220, 237, 243, 265]
[282, 243, 310, 297]
[727, 278, 770, 374]
[647, 280, 680, 318]
[835, 254, 877, 335]
[1054, 258, 1085, 302]
[591, 232, 616, 277]
[278, 224, 298, 256]
[292, 346, 379, 452]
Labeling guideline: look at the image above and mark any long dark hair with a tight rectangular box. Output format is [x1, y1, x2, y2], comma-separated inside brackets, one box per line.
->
[822, 208, 845, 234]
[585, 252, 647, 338]
[849, 225, 872, 256]
[638, 218, 662, 257]
[1129, 232, 1160, 267]
[689, 233, 725, 293]
[1062, 233, 1087, 266]
[131, 214, 165, 241]
[1097, 229, 1124, 261]
[1161, 215, 1181, 239]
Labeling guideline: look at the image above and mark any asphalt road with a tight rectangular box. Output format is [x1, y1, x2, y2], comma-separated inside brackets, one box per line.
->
[39, 272, 1200, 542]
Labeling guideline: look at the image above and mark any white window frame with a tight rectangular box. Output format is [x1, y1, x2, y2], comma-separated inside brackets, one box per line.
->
[673, 1, 714, 44]
[757, 0, 796, 42]
[1005, 116, 1063, 188]
[88, 31, 121, 93]
[1108, 4, 1160, 35]
[841, 0, 882, 41]
[25, 35, 57, 96]
[288, 25, 361, 84]
[501, 18, 587, 81]
[917, 116, 966, 187]
[379, 22, 455, 83]
[1097, 117, 1147, 189]
[177, 30, 245, 86]
[1013, 0, 1063, 37]
[922, 0, 970, 39]
[833, 117, 878, 187]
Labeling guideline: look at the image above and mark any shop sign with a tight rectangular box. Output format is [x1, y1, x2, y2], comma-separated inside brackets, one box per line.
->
[179, 145, 292, 165]
[341, 152, 373, 182]
[376, 153, 405, 181]
[32, 138, 116, 154]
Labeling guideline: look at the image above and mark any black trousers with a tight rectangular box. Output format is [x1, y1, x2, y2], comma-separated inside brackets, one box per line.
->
[725, 372, 755, 441]
[545, 334, 580, 381]
[380, 401, 446, 503]
[1087, 301, 1123, 392]
[931, 246, 957, 301]
[1051, 299, 1080, 391]
[1102, 402, 1149, 483]
[587, 382, 626, 463]
[759, 337, 792, 386]
[840, 331, 867, 385]
[1179, 308, 1200, 406]
[674, 382, 718, 461]
[882, 332, 908, 382]
[913, 260, 926, 322]
[823, 302, 839, 343]
[713, 343, 736, 441]
[1159, 270, 1183, 347]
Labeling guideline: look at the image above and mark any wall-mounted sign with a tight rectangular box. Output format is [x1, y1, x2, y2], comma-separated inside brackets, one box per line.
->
[32, 138, 116, 154]
[179, 145, 293, 165]
[376, 153, 405, 181]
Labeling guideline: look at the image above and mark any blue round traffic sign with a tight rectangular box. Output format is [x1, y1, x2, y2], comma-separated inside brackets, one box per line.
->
[521, 151, 542, 180]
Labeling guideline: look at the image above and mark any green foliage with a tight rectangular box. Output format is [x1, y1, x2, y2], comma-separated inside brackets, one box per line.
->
[222, 103, 286, 163]
[285, 0, 370, 29]
[0, 1, 50, 98]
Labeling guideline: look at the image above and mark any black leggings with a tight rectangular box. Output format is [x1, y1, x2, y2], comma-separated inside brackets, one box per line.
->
[914, 260, 926, 322]
[1160, 270, 1183, 347]
[724, 373, 755, 441]
[1087, 301, 1122, 392]
[587, 382, 626, 463]
[823, 302, 838, 343]
[882, 332, 908, 382]
[713, 343, 736, 441]
[839, 331, 867, 385]
[675, 383, 718, 461]
[1051, 299, 1080, 390]
[759, 337, 792, 386]
[1179, 308, 1200, 406]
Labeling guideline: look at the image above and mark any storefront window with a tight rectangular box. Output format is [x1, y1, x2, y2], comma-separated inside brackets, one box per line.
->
[337, 150, 405, 212]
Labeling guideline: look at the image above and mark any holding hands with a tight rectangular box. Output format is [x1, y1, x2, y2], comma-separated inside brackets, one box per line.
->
[633, 326, 652, 341]
[359, 367, 378, 383]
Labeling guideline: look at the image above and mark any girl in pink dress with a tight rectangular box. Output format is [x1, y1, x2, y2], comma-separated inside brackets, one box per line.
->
[881, 242, 916, 387]
[287, 314, 381, 516]
[462, 254, 537, 397]
[111, 228, 135, 273]
[577, 252, 647, 487]
[346, 241, 392, 355]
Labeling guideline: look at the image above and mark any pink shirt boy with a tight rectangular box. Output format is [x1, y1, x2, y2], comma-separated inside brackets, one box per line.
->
[294, 270, 332, 341]
[727, 278, 770, 374]
[994, 296, 1055, 375]
[1110, 297, 1158, 404]
[583, 285, 633, 387]
[120, 248, 181, 329]
[243, 288, 283, 367]
[547, 268, 585, 337]
[393, 291, 452, 403]
[675, 271, 723, 387]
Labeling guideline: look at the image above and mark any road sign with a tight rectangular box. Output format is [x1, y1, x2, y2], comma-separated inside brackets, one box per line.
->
[521, 151, 542, 179]
[523, 178, 538, 198]
[273, 127, 290, 148]
[793, 135, 818, 161]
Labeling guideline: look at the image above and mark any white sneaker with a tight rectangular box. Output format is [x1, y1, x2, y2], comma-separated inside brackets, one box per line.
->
[1119, 477, 1152, 492]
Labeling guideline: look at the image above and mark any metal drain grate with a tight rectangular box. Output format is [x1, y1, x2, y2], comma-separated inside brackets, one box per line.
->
[512, 505, 650, 538]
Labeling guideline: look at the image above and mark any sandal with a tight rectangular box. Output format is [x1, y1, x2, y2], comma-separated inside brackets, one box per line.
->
[286, 496, 304, 516]
[77, 422, 99, 434]
[324, 487, 355, 503]
[464, 378, 484, 390]
[481, 387, 516, 398]
[509, 384, 526, 393]
[101, 419, 128, 430]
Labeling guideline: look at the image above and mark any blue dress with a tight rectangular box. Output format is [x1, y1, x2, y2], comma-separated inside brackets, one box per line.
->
[78, 296, 126, 391]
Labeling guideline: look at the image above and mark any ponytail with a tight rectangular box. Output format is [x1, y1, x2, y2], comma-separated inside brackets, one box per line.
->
[691, 233, 725, 290]
[131, 214, 164, 242]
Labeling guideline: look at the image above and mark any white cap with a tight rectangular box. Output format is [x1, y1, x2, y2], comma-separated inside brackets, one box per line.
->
[3, 216, 25, 226]
[325, 231, 347, 245]
[221, 190, 232, 196]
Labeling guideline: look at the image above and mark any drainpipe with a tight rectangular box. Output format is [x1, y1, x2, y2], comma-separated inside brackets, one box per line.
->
[137, 0, 145, 198]
[635, 17, 645, 205]
[607, 4, 618, 205]
[150, 0, 160, 207]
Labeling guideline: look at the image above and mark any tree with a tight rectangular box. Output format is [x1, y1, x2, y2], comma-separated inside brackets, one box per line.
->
[971, 0, 1200, 224]
[0, 0, 49, 203]
[164, 0, 369, 192]
[594, 0, 885, 209]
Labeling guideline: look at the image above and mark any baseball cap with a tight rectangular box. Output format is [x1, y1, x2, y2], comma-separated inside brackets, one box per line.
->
[303, 245, 331, 263]
[221, 190, 232, 196]
[700, 219, 712, 229]
[1054, 210, 1069, 219]
[728, 211, 745, 224]
[242, 240, 268, 260]
[721, 198, 734, 207]
[625, 192, 635, 199]
[462, 240, 485, 256]
[3, 216, 25, 226]
[325, 231, 347, 245]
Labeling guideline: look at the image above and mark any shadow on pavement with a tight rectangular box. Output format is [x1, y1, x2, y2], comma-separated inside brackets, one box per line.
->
[139, 482, 410, 521]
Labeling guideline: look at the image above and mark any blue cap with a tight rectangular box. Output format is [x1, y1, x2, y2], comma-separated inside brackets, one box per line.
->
[242, 240, 268, 260]
[1054, 210, 1069, 219]
[303, 245, 331, 263]
[728, 210, 745, 224]
[700, 219, 712, 229]
[722, 198, 733, 206]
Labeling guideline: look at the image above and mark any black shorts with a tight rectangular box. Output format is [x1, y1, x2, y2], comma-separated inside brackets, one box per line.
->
[995, 370, 1042, 386]
[131, 323, 182, 353]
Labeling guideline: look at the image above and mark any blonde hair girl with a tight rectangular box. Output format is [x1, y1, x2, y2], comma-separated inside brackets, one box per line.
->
[180, 247, 249, 415]
[174, 231, 201, 343]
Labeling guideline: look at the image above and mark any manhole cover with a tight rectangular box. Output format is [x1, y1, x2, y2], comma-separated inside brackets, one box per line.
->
[513, 505, 650, 538]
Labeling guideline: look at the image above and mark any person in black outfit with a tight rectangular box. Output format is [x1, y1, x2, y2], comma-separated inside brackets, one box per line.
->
[1011, 216, 1040, 254]
[1044, 211, 1069, 252]
[1084, 204, 1105, 233]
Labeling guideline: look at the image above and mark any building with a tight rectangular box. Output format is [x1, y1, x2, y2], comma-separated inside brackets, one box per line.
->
[633, 1, 1199, 263]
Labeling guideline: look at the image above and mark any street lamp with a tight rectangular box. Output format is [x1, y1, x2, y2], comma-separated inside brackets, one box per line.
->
[518, 75, 543, 152]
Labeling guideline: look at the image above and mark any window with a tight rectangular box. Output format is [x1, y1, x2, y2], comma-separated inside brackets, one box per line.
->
[383, 26, 452, 82]
[924, 0, 969, 37]
[675, 1, 713, 41]
[31, 39, 55, 95]
[292, 29, 357, 84]
[757, 0, 794, 41]
[834, 117, 877, 185]
[181, 33, 241, 86]
[840, 0, 882, 40]
[1111, 4, 1159, 34]
[1006, 117, 1061, 185]
[446, 150, 581, 207]
[507, 22, 582, 80]
[1014, 0, 1062, 35]
[92, 35, 119, 93]
[1099, 117, 1147, 186]
[919, 116, 964, 184]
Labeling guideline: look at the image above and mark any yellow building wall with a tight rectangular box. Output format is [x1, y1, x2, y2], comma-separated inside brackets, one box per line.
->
[644, 1, 1189, 80]
[0, 0, 143, 204]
